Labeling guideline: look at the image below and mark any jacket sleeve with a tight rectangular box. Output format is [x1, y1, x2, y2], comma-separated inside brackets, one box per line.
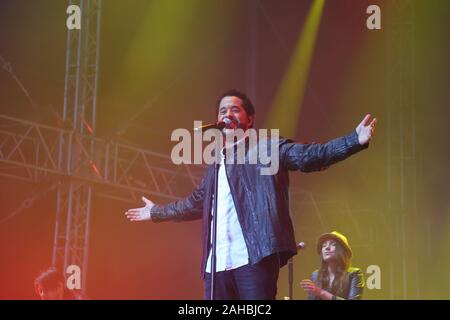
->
[149, 171, 207, 222]
[279, 131, 368, 172]
[335, 269, 365, 300]
[346, 269, 365, 300]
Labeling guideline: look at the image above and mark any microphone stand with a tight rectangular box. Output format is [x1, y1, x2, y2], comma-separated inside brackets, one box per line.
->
[197, 122, 227, 300]
[286, 242, 305, 300]
[208, 122, 233, 299]
[210, 160, 220, 300]
[288, 257, 294, 300]
[210, 129, 226, 300]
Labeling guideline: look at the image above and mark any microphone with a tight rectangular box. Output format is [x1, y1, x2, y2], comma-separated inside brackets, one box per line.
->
[296, 241, 306, 250]
[194, 118, 231, 132]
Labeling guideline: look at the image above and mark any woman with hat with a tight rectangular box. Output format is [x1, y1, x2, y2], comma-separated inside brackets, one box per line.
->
[300, 231, 364, 300]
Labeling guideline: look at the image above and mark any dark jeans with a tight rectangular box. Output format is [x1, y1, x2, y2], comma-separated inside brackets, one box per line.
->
[204, 254, 280, 300]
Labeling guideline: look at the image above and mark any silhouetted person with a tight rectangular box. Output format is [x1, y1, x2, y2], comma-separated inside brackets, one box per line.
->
[34, 267, 85, 300]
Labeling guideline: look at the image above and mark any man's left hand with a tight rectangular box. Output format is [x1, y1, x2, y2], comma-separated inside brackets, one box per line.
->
[356, 114, 377, 145]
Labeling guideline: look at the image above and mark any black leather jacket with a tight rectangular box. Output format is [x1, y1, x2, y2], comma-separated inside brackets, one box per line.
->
[150, 131, 368, 278]
[308, 267, 365, 300]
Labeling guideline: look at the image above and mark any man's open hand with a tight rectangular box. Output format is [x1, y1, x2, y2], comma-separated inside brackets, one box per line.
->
[125, 196, 154, 222]
[356, 114, 377, 145]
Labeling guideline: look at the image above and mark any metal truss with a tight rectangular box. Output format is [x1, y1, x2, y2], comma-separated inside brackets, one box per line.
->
[0, 113, 203, 291]
[52, 0, 102, 292]
[0, 114, 202, 199]
[0, 0, 199, 294]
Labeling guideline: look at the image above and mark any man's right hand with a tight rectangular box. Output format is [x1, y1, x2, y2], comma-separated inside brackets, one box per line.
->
[125, 196, 154, 222]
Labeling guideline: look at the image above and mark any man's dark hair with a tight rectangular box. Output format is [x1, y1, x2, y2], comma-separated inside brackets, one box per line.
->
[34, 267, 64, 291]
[216, 89, 255, 116]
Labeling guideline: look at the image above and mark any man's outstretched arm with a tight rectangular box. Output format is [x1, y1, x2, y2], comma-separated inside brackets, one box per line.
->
[280, 114, 377, 172]
[125, 172, 208, 223]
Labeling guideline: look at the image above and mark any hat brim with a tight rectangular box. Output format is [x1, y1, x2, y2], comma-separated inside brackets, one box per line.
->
[317, 233, 353, 258]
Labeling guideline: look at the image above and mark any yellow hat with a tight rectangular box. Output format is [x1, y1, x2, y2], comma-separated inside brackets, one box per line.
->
[317, 231, 352, 258]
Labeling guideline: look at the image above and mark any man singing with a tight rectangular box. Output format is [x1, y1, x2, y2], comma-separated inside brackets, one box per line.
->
[125, 89, 377, 300]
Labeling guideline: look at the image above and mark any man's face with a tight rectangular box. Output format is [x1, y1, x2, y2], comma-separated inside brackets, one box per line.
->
[217, 96, 253, 131]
